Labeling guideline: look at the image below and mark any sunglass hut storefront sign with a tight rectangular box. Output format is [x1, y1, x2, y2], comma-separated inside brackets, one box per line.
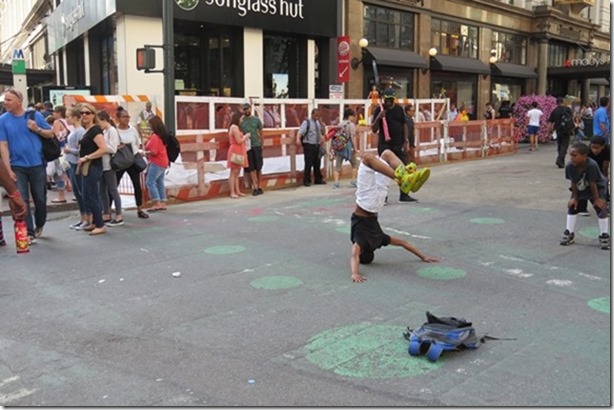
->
[175, 0, 338, 37]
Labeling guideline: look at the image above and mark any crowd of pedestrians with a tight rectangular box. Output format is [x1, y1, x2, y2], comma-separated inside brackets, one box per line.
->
[0, 92, 174, 244]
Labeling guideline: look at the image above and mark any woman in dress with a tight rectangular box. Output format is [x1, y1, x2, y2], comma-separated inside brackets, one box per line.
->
[227, 112, 249, 198]
[77, 103, 108, 236]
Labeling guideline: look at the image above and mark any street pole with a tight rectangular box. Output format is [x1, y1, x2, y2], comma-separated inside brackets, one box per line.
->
[162, 0, 175, 132]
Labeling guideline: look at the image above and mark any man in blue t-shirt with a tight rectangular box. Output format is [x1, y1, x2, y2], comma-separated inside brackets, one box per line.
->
[592, 96, 610, 145]
[0, 88, 53, 242]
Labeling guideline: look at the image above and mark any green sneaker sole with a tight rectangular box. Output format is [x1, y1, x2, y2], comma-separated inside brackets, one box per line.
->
[410, 168, 430, 192]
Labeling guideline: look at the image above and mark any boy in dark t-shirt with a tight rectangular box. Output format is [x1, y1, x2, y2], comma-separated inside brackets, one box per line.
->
[560, 142, 610, 249]
[577, 136, 610, 215]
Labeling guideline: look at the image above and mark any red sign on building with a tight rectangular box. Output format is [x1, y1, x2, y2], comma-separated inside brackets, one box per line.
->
[337, 36, 350, 83]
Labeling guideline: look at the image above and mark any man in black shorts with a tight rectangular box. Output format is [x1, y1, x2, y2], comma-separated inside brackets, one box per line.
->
[350, 149, 439, 283]
[240, 103, 264, 195]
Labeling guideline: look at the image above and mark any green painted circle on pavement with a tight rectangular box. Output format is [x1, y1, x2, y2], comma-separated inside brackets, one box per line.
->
[250, 276, 304, 289]
[204, 245, 246, 255]
[417, 266, 467, 280]
[587, 297, 610, 314]
[304, 324, 442, 378]
[470, 217, 505, 225]
[248, 215, 280, 222]
[578, 226, 600, 239]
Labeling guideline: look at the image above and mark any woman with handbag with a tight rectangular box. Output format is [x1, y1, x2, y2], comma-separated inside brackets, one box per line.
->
[77, 103, 108, 236]
[116, 106, 149, 219]
[63, 107, 87, 229]
[227, 112, 249, 198]
[97, 110, 123, 226]
[143, 115, 170, 211]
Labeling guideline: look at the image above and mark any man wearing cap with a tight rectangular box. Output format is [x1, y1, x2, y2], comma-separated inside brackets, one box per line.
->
[371, 87, 416, 202]
[240, 103, 264, 195]
[0, 88, 53, 243]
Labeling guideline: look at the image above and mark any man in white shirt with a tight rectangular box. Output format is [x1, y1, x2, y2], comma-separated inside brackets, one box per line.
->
[349, 150, 438, 283]
[526, 101, 543, 151]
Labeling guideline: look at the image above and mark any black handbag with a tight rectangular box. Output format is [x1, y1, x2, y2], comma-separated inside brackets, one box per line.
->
[28, 110, 61, 162]
[39, 135, 62, 162]
[111, 144, 135, 171]
[134, 152, 147, 172]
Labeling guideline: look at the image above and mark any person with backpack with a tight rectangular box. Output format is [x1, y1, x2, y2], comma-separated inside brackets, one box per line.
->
[143, 115, 170, 211]
[548, 97, 575, 168]
[330, 108, 358, 189]
[349, 149, 437, 283]
[0, 88, 53, 244]
[296, 108, 326, 187]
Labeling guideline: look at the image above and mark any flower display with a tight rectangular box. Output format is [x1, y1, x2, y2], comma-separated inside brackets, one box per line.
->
[512, 95, 558, 142]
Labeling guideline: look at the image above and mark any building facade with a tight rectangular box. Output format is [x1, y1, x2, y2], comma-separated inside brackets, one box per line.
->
[345, 0, 610, 118]
[0, 0, 609, 113]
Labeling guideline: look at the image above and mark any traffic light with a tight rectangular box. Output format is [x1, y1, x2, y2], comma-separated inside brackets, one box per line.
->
[136, 48, 156, 71]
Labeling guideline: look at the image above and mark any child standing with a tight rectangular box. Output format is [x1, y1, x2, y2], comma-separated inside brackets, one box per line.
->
[526, 101, 543, 151]
[331, 108, 358, 189]
[349, 150, 437, 283]
[560, 142, 609, 249]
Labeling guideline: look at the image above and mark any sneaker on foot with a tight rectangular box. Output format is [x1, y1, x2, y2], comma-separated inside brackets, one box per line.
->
[28, 235, 36, 245]
[560, 229, 575, 246]
[599, 233, 610, 250]
[409, 168, 430, 193]
[394, 164, 408, 180]
[107, 219, 125, 227]
[69, 221, 83, 229]
[257, 188, 263, 195]
[34, 227, 43, 238]
[333, 182, 340, 189]
[75, 222, 91, 231]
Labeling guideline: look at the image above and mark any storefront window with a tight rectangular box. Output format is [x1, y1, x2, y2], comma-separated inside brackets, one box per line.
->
[548, 41, 570, 67]
[363, 5, 414, 50]
[491, 31, 527, 65]
[101, 33, 117, 95]
[431, 19, 478, 58]
[366, 71, 413, 100]
[263, 34, 301, 98]
[431, 72, 477, 118]
[174, 21, 243, 96]
[491, 80, 522, 106]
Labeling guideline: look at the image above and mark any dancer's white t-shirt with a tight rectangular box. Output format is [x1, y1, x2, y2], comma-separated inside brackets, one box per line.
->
[355, 157, 390, 214]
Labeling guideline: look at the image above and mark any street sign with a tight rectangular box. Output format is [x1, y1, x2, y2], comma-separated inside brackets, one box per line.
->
[11, 49, 26, 75]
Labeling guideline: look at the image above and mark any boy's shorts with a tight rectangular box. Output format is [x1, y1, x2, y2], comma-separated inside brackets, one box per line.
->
[350, 213, 391, 253]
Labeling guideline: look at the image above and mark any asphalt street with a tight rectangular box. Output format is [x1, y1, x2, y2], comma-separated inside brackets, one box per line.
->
[0, 142, 610, 406]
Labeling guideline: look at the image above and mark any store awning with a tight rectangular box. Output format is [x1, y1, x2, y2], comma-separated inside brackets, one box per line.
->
[548, 63, 611, 82]
[430, 55, 490, 75]
[365, 47, 428, 69]
[491, 62, 538, 79]
[0, 64, 55, 87]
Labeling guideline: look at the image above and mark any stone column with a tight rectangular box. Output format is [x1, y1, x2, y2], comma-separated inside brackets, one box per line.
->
[537, 38, 548, 95]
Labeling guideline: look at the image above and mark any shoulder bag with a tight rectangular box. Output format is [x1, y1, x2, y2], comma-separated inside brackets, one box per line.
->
[111, 143, 135, 171]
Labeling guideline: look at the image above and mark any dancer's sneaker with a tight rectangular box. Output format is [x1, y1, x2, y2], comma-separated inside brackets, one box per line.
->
[560, 229, 575, 246]
[409, 167, 430, 193]
[599, 233, 610, 250]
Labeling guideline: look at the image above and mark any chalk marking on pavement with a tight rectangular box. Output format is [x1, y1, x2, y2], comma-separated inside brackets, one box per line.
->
[140, 248, 150, 253]
[321, 218, 347, 226]
[578, 272, 601, 280]
[546, 279, 573, 287]
[505, 269, 533, 278]
[386, 227, 431, 239]
[0, 388, 37, 404]
[0, 376, 19, 389]
[499, 255, 525, 262]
